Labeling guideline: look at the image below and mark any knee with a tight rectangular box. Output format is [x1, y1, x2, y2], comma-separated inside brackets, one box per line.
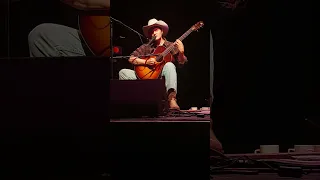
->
[119, 69, 128, 76]
[164, 62, 176, 70]
[28, 23, 55, 45]
[118, 69, 130, 79]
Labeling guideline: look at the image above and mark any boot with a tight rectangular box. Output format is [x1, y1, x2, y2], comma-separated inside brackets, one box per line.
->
[168, 90, 180, 110]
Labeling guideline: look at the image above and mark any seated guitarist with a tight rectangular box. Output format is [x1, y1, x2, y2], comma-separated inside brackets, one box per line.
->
[28, 0, 109, 57]
[119, 18, 188, 110]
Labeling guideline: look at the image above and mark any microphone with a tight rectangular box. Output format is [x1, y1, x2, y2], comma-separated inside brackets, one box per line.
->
[147, 36, 156, 45]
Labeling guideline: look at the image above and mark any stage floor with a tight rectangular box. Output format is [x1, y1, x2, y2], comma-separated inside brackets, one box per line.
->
[212, 152, 320, 179]
[110, 110, 211, 122]
[213, 173, 320, 180]
[111, 115, 210, 122]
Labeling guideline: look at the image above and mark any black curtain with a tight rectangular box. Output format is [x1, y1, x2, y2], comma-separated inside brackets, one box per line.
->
[211, 1, 315, 153]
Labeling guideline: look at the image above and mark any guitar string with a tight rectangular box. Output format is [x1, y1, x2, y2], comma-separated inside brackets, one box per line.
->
[162, 28, 192, 56]
[157, 28, 193, 62]
[155, 23, 202, 62]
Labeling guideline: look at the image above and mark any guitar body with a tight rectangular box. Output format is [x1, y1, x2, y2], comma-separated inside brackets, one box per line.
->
[60, 0, 111, 56]
[134, 46, 174, 79]
[78, 15, 111, 56]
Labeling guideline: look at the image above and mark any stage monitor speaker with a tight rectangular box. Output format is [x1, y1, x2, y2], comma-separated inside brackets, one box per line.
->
[110, 79, 168, 118]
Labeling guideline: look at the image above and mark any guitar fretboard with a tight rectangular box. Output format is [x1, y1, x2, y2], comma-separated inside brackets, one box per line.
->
[156, 27, 194, 61]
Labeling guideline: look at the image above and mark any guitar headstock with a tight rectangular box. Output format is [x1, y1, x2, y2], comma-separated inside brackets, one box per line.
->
[191, 21, 204, 32]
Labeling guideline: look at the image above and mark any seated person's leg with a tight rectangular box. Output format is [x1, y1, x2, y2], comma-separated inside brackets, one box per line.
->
[161, 62, 179, 110]
[28, 23, 86, 57]
[119, 69, 137, 80]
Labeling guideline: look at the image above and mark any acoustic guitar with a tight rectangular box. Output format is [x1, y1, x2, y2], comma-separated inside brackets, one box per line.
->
[61, 0, 110, 56]
[134, 21, 204, 80]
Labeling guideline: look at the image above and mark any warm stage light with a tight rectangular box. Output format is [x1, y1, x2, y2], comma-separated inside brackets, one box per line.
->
[113, 46, 122, 55]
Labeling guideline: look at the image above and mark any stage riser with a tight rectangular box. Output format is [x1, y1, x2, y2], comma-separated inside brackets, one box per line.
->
[109, 121, 210, 180]
[110, 79, 167, 118]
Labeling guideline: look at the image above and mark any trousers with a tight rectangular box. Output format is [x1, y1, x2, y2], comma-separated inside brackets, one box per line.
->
[119, 62, 178, 93]
[28, 23, 86, 57]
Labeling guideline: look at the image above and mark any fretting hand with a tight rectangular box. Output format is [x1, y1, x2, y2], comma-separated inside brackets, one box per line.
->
[174, 39, 184, 54]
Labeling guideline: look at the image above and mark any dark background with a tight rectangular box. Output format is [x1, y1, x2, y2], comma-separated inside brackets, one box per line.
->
[8, 0, 80, 57]
[0, 1, 8, 58]
[209, 1, 316, 152]
[6, 0, 318, 153]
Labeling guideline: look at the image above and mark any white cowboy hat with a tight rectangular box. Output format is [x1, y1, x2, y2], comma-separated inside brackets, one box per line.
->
[142, 18, 169, 38]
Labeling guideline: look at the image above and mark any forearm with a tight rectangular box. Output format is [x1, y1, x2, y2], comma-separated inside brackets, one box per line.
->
[129, 56, 146, 65]
[177, 52, 187, 64]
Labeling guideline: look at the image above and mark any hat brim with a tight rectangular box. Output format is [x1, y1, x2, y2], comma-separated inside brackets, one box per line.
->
[142, 22, 169, 38]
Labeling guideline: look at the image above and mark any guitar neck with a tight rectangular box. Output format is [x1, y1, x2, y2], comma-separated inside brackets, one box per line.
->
[161, 27, 194, 57]
[178, 27, 194, 42]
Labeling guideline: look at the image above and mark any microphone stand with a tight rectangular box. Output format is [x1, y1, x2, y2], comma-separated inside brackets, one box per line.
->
[109, 16, 148, 79]
[112, 56, 131, 59]
[110, 16, 147, 45]
[110, 17, 114, 79]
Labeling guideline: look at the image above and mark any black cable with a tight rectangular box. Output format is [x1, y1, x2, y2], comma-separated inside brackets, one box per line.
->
[211, 154, 314, 178]
[210, 149, 229, 160]
[305, 118, 320, 129]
